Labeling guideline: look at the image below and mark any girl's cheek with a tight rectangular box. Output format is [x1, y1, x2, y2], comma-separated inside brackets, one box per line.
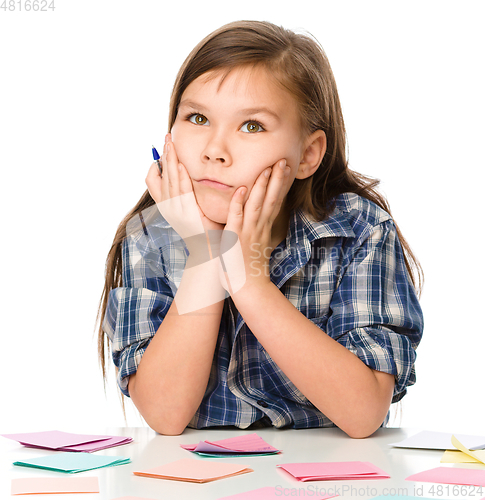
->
[171, 137, 193, 169]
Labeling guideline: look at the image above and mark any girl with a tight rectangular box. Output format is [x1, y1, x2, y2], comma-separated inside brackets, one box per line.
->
[98, 20, 423, 438]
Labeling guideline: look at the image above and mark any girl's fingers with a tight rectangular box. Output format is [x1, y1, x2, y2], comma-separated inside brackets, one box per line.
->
[162, 139, 180, 198]
[241, 167, 272, 228]
[164, 134, 195, 196]
[147, 134, 195, 204]
[225, 186, 247, 233]
[178, 160, 195, 195]
[160, 134, 197, 199]
[259, 159, 290, 223]
[146, 161, 164, 203]
[243, 159, 290, 229]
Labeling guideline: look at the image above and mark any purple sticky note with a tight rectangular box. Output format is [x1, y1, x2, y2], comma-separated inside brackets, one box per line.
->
[2, 430, 132, 453]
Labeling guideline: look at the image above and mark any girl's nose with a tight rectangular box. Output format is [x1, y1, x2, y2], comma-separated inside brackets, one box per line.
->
[204, 153, 226, 163]
[201, 132, 232, 166]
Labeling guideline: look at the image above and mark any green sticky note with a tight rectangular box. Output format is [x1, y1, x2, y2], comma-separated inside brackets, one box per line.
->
[13, 452, 130, 473]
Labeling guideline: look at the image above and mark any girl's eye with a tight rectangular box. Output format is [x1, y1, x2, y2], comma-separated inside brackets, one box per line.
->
[240, 121, 264, 133]
[189, 114, 209, 125]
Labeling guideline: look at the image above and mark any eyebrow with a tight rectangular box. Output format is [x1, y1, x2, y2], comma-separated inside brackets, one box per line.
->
[239, 107, 280, 121]
[179, 100, 281, 122]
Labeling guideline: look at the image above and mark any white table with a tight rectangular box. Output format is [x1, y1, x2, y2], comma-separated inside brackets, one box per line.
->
[2, 427, 484, 499]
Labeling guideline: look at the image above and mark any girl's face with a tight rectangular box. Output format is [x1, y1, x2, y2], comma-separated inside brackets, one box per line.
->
[170, 66, 306, 225]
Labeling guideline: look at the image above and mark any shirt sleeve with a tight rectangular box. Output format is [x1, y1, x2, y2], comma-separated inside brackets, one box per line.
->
[103, 208, 187, 396]
[325, 219, 423, 403]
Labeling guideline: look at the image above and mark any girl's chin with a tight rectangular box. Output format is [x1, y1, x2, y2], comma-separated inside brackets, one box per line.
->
[197, 197, 230, 225]
[203, 210, 228, 225]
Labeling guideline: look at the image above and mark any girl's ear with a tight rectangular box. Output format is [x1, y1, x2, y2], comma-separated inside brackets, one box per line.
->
[295, 130, 327, 179]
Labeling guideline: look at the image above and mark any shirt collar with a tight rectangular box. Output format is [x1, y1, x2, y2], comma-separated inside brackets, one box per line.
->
[291, 207, 356, 242]
[235, 201, 357, 327]
[280, 205, 355, 269]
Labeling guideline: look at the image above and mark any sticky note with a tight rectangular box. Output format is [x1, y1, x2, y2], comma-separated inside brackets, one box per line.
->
[133, 458, 253, 483]
[441, 450, 485, 464]
[277, 461, 390, 482]
[13, 452, 130, 473]
[447, 435, 485, 465]
[406, 467, 485, 487]
[390, 431, 485, 450]
[2, 430, 132, 452]
[181, 433, 280, 457]
[11, 476, 99, 495]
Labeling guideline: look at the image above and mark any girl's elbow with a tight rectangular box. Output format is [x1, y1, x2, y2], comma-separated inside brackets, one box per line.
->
[151, 422, 187, 436]
[129, 384, 189, 435]
[137, 407, 191, 436]
[342, 372, 394, 438]
[142, 411, 189, 436]
[338, 407, 389, 438]
[344, 424, 379, 439]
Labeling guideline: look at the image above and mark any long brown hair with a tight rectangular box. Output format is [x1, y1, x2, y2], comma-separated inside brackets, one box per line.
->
[97, 20, 423, 379]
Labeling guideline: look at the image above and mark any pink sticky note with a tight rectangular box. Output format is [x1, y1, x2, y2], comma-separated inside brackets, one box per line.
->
[217, 486, 338, 499]
[3, 430, 111, 449]
[133, 458, 253, 483]
[277, 461, 390, 481]
[181, 433, 279, 454]
[205, 433, 279, 452]
[406, 467, 485, 487]
[182, 441, 232, 453]
[11, 476, 99, 495]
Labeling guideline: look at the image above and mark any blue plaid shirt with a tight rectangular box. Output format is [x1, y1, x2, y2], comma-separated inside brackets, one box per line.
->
[104, 193, 423, 429]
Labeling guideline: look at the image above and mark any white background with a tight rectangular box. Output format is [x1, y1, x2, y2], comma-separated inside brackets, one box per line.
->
[1, 1, 483, 436]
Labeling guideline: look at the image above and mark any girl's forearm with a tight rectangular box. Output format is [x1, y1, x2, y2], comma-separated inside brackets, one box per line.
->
[232, 283, 395, 438]
[128, 256, 225, 435]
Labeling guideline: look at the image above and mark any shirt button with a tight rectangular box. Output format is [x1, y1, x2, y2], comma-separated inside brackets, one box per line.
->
[257, 400, 269, 408]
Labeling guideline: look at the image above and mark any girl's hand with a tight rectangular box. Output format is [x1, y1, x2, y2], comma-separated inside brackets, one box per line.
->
[219, 159, 291, 295]
[146, 135, 224, 245]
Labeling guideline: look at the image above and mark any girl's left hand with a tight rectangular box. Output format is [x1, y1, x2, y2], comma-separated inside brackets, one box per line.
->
[219, 159, 291, 296]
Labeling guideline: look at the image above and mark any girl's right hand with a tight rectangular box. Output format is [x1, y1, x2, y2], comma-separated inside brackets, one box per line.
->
[145, 134, 224, 243]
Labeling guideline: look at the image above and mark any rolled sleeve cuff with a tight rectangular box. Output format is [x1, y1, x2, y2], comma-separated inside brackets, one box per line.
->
[115, 341, 150, 396]
[337, 325, 417, 403]
[103, 286, 173, 397]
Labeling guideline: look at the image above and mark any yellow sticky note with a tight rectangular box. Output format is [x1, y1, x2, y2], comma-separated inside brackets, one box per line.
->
[441, 449, 484, 463]
[441, 435, 485, 465]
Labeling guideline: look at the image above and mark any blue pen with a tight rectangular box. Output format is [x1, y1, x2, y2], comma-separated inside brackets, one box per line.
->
[152, 145, 162, 176]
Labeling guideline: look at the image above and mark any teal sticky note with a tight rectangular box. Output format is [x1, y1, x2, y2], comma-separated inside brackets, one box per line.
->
[13, 452, 130, 473]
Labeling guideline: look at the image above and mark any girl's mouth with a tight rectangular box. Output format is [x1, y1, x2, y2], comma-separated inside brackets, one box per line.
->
[197, 179, 232, 190]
